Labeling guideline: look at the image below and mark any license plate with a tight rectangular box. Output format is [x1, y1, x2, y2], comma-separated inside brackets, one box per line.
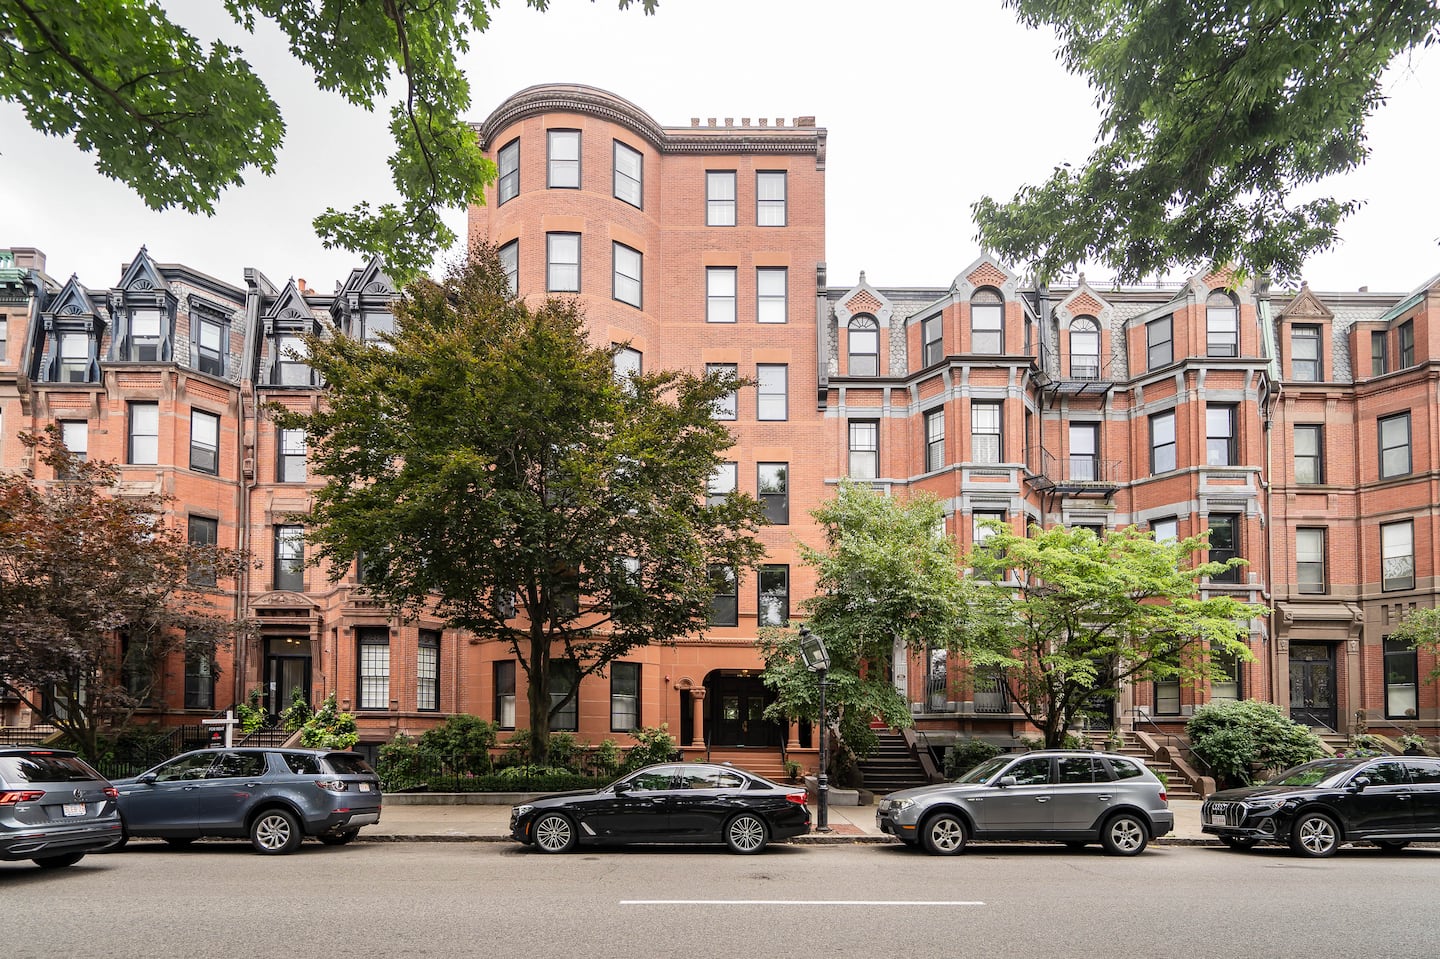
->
[1207, 813, 1227, 826]
[359, 783, 371, 792]
[62, 803, 86, 817]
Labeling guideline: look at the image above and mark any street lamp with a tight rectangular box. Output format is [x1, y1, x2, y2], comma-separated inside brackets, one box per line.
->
[797, 625, 831, 833]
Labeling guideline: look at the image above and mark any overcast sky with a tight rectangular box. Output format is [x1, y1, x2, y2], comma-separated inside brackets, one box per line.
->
[2, 1, 1437, 296]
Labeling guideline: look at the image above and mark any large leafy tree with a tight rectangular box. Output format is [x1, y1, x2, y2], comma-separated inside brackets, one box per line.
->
[1386, 606, 1440, 687]
[761, 482, 974, 775]
[279, 243, 766, 765]
[0, 0, 656, 281]
[962, 523, 1263, 747]
[0, 430, 249, 757]
[974, 1, 1440, 283]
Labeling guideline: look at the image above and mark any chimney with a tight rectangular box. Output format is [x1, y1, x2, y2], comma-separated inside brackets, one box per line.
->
[9, 247, 46, 273]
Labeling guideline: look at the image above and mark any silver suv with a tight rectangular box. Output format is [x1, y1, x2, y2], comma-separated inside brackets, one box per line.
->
[1, 747, 122, 869]
[876, 750, 1173, 856]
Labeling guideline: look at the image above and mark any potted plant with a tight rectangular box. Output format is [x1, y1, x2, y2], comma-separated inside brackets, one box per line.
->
[783, 759, 803, 784]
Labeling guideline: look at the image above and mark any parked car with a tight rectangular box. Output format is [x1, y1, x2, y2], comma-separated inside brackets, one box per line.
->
[1202, 755, 1440, 857]
[876, 749, 1173, 856]
[113, 747, 382, 855]
[1, 747, 122, 869]
[510, 762, 810, 854]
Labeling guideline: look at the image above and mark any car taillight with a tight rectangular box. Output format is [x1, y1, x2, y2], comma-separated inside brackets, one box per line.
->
[785, 791, 808, 805]
[315, 780, 349, 793]
[1159, 790, 1167, 804]
[0, 790, 45, 804]
[103, 787, 119, 800]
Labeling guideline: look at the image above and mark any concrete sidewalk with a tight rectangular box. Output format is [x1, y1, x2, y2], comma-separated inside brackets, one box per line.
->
[367, 797, 1211, 845]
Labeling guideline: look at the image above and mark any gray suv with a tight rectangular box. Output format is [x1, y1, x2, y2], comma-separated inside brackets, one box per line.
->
[114, 747, 382, 854]
[876, 750, 1173, 856]
[1, 747, 122, 868]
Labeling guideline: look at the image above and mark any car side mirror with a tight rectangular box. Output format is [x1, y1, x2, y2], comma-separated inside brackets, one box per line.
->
[1350, 776, 1371, 792]
[998, 775, 1018, 788]
[614, 780, 633, 794]
[138, 773, 157, 785]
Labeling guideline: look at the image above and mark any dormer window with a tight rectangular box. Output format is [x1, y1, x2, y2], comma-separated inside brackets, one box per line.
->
[128, 308, 162, 361]
[1206, 291, 1238, 357]
[362, 311, 394, 349]
[848, 315, 879, 376]
[196, 316, 225, 376]
[971, 289, 1003, 354]
[57, 332, 91, 382]
[274, 333, 312, 386]
[1070, 316, 1100, 379]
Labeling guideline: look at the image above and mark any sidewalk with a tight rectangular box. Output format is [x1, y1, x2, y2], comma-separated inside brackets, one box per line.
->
[367, 797, 1210, 845]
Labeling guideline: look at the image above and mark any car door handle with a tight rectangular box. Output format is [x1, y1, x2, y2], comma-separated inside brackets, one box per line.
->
[244, 783, 262, 788]
[1034, 797, 1049, 803]
[182, 786, 199, 792]
[1097, 795, 1112, 801]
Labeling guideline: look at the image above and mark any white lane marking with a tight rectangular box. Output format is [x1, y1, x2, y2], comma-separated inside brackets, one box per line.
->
[620, 900, 984, 907]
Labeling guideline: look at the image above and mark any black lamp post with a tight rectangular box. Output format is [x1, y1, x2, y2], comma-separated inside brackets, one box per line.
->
[797, 625, 831, 833]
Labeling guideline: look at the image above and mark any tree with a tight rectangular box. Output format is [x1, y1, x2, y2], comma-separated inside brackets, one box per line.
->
[962, 523, 1263, 748]
[760, 482, 973, 776]
[1386, 605, 1440, 687]
[1187, 699, 1323, 787]
[974, 1, 1440, 284]
[278, 243, 766, 766]
[0, 429, 248, 757]
[0, 0, 656, 281]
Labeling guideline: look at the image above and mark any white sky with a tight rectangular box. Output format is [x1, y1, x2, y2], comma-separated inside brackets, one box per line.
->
[2, 1, 1437, 296]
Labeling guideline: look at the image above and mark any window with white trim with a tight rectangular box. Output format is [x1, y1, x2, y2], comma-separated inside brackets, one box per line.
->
[925, 409, 945, 472]
[849, 419, 878, 479]
[357, 628, 390, 710]
[417, 631, 440, 711]
[1382, 520, 1414, 591]
[1206, 291, 1238, 357]
[278, 428, 307, 483]
[971, 290, 1003, 354]
[1150, 411, 1176, 474]
[848, 315, 879, 376]
[547, 233, 580, 292]
[1296, 527, 1326, 594]
[128, 402, 158, 465]
[707, 267, 736, 323]
[971, 402, 1002, 464]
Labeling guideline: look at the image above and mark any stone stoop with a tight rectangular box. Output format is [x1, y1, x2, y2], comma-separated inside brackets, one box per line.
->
[1088, 733, 1202, 800]
[856, 732, 930, 795]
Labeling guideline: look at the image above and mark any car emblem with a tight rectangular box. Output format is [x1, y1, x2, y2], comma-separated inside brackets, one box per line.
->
[74, 788, 85, 800]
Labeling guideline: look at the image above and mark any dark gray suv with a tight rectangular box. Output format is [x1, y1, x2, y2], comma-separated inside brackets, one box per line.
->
[114, 747, 382, 854]
[877, 750, 1174, 856]
[1, 747, 123, 868]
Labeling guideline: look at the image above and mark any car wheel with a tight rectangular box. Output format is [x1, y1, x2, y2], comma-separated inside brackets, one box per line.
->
[1100, 813, 1149, 856]
[898, 837, 919, 849]
[164, 837, 197, 848]
[32, 853, 85, 869]
[1289, 811, 1341, 858]
[1220, 836, 1258, 851]
[1374, 840, 1410, 853]
[250, 808, 303, 855]
[318, 829, 360, 846]
[532, 812, 577, 854]
[920, 812, 968, 856]
[725, 814, 769, 854]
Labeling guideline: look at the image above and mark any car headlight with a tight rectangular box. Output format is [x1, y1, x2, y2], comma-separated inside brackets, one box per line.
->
[883, 799, 915, 813]
[512, 804, 534, 818]
[1243, 798, 1289, 814]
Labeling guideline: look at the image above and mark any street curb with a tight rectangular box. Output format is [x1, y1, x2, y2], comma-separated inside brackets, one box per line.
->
[359, 834, 1219, 846]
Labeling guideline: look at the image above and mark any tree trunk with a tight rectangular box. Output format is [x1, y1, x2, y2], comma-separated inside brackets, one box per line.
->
[526, 630, 550, 767]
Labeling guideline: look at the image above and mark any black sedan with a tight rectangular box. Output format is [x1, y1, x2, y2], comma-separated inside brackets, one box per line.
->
[1202, 755, 1440, 857]
[509, 762, 810, 854]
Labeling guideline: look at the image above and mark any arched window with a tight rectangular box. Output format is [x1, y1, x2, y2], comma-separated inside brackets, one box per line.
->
[1070, 316, 1100, 379]
[1206, 291, 1238, 357]
[848, 315, 879, 376]
[971, 288, 1003, 354]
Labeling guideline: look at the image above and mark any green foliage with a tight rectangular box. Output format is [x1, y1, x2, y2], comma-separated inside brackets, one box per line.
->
[417, 714, 499, 775]
[1019, 732, 1089, 751]
[296, 693, 359, 750]
[235, 687, 267, 734]
[589, 739, 622, 779]
[622, 724, 677, 772]
[502, 729, 532, 766]
[1401, 733, 1427, 753]
[376, 734, 429, 791]
[1187, 700, 1323, 787]
[944, 738, 1002, 779]
[1340, 734, 1386, 759]
[544, 732, 582, 772]
[282, 687, 313, 732]
[1388, 606, 1440, 686]
[975, 1, 1440, 283]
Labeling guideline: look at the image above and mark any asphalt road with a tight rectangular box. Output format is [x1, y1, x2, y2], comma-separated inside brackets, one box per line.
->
[7, 841, 1439, 959]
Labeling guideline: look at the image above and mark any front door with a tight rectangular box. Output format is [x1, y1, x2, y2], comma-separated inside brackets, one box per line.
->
[1289, 643, 1337, 730]
[708, 675, 780, 747]
[264, 638, 312, 718]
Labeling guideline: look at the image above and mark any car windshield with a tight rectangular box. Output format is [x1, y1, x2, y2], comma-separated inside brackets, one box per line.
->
[1264, 760, 1361, 788]
[0, 754, 100, 784]
[955, 755, 1013, 785]
[324, 754, 376, 776]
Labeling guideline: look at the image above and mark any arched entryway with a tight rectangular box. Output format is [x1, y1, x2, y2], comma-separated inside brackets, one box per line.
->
[703, 669, 783, 748]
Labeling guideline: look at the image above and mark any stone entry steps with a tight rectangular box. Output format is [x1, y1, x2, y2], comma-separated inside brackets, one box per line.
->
[1088, 733, 1202, 800]
[856, 732, 931, 794]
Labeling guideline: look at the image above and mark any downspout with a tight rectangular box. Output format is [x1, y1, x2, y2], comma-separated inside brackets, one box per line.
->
[1255, 275, 1279, 701]
[815, 262, 828, 410]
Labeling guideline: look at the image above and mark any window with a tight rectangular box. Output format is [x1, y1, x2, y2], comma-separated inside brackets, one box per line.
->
[361, 311, 393, 349]
[922, 314, 943, 367]
[417, 631, 440, 712]
[848, 315, 879, 376]
[708, 564, 738, 626]
[611, 662, 640, 732]
[1070, 317, 1100, 378]
[706, 363, 737, 419]
[707, 462, 736, 507]
[278, 428, 307, 483]
[190, 409, 219, 474]
[849, 419, 879, 479]
[184, 652, 214, 710]
[1147, 316, 1173, 369]
[1069, 422, 1099, 481]
[1152, 517, 1178, 545]
[757, 565, 789, 626]
[274, 524, 304, 591]
[1372, 330, 1389, 376]
[1385, 637, 1419, 718]
[1399, 320, 1416, 368]
[128, 402, 158, 465]
[613, 141, 642, 207]
[128, 308, 162, 361]
[1294, 425, 1324, 485]
[612, 243, 642, 307]
[495, 661, 516, 728]
[1382, 520, 1415, 591]
[756, 171, 786, 226]
[498, 138, 519, 204]
[757, 268, 787, 324]
[1380, 412, 1411, 479]
[1208, 514, 1241, 584]
[971, 289, 1003, 354]
[973, 510, 1005, 546]
[971, 401, 1002, 464]
[613, 345, 642, 382]
[1155, 677, 1180, 715]
[758, 462, 788, 524]
[547, 233, 580, 292]
[925, 409, 945, 472]
[549, 660, 578, 731]
[1150, 411, 1176, 474]
[187, 515, 218, 587]
[756, 364, 787, 421]
[0, 315, 6, 361]
[1296, 528, 1326, 594]
[706, 171, 736, 226]
[706, 267, 736, 323]
[357, 628, 389, 710]
[1291, 325, 1321, 381]
[1211, 649, 1241, 703]
[196, 316, 225, 376]
[58, 331, 90, 382]
[1206, 291, 1238, 357]
[274, 334, 311, 386]
[1206, 404, 1237, 467]
[60, 420, 87, 462]
[547, 130, 580, 188]
[499, 240, 519, 294]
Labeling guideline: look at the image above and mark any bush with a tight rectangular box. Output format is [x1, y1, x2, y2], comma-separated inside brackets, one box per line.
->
[1019, 732, 1088, 751]
[282, 687, 312, 733]
[501, 729, 532, 766]
[296, 693, 359, 750]
[418, 714, 498, 775]
[1187, 700, 1323, 787]
[588, 739, 622, 779]
[545, 731, 582, 772]
[945, 738, 1001, 778]
[623, 724, 678, 771]
[235, 687, 266, 734]
[377, 735, 428, 791]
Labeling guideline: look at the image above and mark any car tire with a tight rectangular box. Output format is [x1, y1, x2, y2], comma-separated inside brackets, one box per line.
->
[532, 812, 577, 854]
[1220, 836, 1258, 851]
[250, 808, 303, 855]
[1100, 813, 1149, 856]
[32, 852, 85, 869]
[164, 837, 197, 848]
[318, 829, 360, 846]
[1289, 811, 1341, 858]
[1374, 840, 1410, 853]
[920, 812, 968, 856]
[724, 814, 769, 854]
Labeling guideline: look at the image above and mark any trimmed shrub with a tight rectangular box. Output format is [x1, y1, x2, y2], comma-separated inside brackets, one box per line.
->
[1187, 699, 1323, 787]
[623, 724, 678, 771]
[944, 738, 1001, 778]
[418, 714, 498, 775]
